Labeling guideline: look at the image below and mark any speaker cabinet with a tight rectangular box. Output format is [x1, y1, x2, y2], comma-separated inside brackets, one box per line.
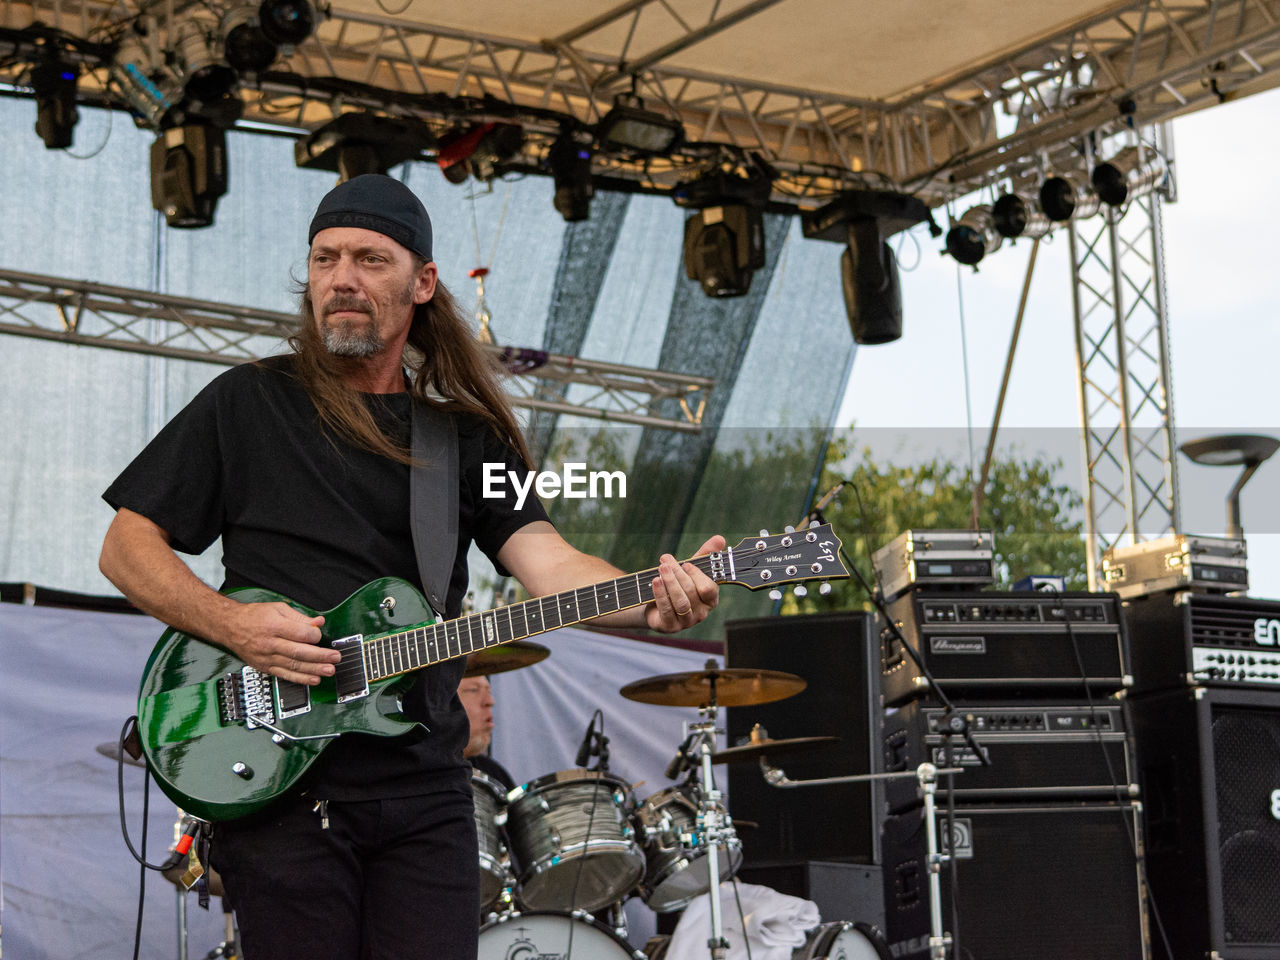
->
[1130, 686, 1280, 959]
[881, 803, 1148, 960]
[725, 611, 880, 864]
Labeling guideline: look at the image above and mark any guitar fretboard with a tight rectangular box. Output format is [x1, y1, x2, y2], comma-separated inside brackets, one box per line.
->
[358, 554, 719, 683]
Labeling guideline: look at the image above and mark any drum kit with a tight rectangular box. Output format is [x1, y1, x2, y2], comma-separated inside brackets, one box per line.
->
[470, 648, 891, 960]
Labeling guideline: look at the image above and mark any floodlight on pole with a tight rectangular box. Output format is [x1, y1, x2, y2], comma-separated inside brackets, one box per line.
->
[1180, 434, 1280, 539]
[675, 169, 770, 298]
[174, 20, 237, 104]
[257, 0, 315, 46]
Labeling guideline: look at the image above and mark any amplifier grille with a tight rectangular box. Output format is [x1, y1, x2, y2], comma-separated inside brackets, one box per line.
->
[1189, 597, 1280, 648]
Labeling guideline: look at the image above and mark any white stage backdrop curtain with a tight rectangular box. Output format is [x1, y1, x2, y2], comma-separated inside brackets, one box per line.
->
[0, 602, 728, 958]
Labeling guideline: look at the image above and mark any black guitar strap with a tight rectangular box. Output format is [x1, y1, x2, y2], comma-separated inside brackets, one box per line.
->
[409, 399, 459, 618]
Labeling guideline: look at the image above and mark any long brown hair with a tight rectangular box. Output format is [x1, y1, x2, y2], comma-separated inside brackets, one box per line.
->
[287, 272, 532, 467]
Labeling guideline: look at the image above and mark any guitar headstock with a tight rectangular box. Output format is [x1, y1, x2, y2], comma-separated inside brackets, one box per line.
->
[719, 523, 848, 592]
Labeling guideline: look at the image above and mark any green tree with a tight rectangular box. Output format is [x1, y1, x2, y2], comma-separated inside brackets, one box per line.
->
[785, 439, 1088, 614]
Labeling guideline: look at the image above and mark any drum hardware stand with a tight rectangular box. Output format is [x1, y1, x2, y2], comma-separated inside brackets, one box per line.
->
[760, 760, 962, 960]
[685, 665, 732, 960]
[604, 899, 630, 941]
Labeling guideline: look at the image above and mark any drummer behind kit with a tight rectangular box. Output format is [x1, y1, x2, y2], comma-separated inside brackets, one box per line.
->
[467, 658, 890, 960]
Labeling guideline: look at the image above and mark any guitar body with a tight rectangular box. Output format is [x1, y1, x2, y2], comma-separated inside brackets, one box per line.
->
[137, 577, 437, 822]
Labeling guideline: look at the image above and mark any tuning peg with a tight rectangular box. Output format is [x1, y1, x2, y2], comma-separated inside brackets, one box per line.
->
[768, 589, 782, 601]
[784, 525, 795, 534]
[793, 584, 807, 597]
[759, 529, 770, 537]
[819, 582, 833, 595]
[808, 519, 821, 529]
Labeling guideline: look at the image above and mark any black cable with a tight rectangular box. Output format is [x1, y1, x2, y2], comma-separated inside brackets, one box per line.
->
[1059, 598, 1176, 960]
[566, 708, 605, 959]
[132, 754, 149, 960]
[728, 876, 753, 960]
[115, 716, 172, 870]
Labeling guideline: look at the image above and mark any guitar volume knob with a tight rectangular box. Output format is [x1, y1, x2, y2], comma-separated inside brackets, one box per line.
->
[232, 761, 254, 780]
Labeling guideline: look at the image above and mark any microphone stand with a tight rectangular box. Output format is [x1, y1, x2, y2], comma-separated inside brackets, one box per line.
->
[760, 760, 962, 960]
[792, 494, 990, 960]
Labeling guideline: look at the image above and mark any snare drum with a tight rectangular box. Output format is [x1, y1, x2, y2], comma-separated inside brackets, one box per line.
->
[633, 785, 742, 913]
[792, 921, 891, 960]
[471, 769, 512, 911]
[478, 910, 642, 960]
[504, 769, 645, 912]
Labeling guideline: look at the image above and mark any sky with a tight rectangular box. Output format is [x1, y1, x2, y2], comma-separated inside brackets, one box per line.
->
[836, 86, 1280, 598]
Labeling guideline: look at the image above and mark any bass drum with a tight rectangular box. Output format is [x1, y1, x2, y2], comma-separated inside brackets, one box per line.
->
[477, 910, 642, 960]
[792, 921, 891, 960]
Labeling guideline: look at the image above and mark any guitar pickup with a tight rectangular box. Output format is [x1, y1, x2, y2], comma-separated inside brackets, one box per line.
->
[332, 635, 369, 702]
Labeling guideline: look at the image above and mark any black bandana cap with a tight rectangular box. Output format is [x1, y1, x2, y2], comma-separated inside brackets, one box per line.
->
[307, 174, 433, 261]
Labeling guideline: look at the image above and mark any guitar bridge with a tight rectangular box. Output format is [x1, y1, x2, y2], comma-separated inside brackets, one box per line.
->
[215, 667, 276, 728]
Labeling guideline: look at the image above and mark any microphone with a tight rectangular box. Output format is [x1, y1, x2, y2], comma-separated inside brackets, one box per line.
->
[665, 733, 694, 780]
[812, 479, 848, 515]
[574, 714, 597, 767]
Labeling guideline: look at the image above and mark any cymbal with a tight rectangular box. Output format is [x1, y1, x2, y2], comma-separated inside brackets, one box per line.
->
[96, 741, 147, 769]
[710, 735, 839, 764]
[463, 641, 550, 678]
[619, 667, 805, 708]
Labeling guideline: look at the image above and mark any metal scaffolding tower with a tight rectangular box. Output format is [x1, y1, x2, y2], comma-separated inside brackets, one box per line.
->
[1069, 135, 1181, 588]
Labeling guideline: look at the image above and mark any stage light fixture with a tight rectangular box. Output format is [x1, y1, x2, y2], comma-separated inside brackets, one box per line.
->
[549, 131, 593, 222]
[838, 219, 903, 344]
[801, 190, 931, 346]
[991, 192, 1051, 240]
[150, 122, 228, 228]
[682, 204, 765, 297]
[436, 122, 523, 183]
[111, 30, 180, 128]
[1039, 173, 1100, 222]
[30, 53, 79, 149]
[944, 205, 1002, 266]
[175, 20, 237, 104]
[257, 0, 314, 46]
[596, 92, 683, 155]
[296, 113, 435, 180]
[222, 6, 278, 74]
[1091, 146, 1168, 207]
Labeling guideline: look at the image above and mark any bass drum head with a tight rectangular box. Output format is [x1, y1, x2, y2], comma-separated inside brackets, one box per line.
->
[794, 921, 891, 960]
[478, 910, 639, 960]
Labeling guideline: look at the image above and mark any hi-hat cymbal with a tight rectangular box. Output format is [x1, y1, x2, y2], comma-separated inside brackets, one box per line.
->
[96, 741, 147, 769]
[619, 667, 805, 707]
[463, 641, 550, 678]
[710, 735, 839, 764]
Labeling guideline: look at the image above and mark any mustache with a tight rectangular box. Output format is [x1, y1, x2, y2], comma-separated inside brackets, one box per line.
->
[322, 295, 372, 317]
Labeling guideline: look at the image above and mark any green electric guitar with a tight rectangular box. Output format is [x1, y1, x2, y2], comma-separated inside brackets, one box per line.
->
[137, 525, 847, 821]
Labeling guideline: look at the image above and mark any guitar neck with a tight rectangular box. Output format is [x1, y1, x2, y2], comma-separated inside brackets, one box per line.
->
[360, 554, 718, 683]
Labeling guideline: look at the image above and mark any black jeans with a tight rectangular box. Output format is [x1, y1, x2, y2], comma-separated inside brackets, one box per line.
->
[212, 790, 480, 960]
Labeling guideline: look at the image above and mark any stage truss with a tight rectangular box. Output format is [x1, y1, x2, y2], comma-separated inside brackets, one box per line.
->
[0, 268, 713, 433]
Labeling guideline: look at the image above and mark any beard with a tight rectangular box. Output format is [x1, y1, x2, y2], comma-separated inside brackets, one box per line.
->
[316, 280, 417, 358]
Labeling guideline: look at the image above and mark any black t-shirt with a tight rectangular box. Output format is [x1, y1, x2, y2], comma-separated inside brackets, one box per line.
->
[104, 355, 549, 801]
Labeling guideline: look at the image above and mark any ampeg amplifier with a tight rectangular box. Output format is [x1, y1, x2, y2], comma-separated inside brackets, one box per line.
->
[1102, 534, 1248, 599]
[881, 700, 1136, 813]
[881, 591, 1131, 706]
[1125, 591, 1280, 693]
[872, 529, 995, 602]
